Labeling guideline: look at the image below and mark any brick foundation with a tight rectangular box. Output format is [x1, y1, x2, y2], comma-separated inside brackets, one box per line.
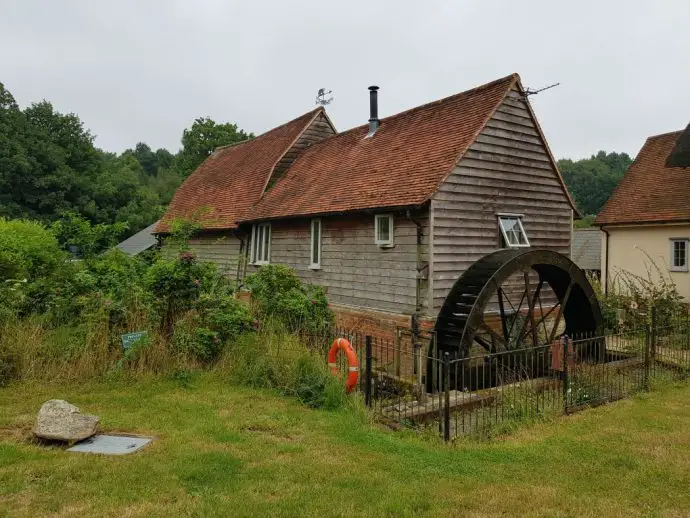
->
[330, 303, 435, 342]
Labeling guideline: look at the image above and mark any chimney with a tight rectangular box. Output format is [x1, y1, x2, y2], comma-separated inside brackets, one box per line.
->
[367, 85, 379, 137]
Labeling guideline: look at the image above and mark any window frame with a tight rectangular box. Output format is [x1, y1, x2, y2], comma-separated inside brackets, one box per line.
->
[497, 214, 530, 248]
[250, 223, 271, 265]
[669, 238, 689, 272]
[374, 214, 394, 248]
[309, 218, 322, 270]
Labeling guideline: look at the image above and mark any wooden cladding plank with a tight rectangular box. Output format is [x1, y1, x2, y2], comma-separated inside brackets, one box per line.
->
[483, 119, 540, 139]
[474, 132, 545, 153]
[444, 166, 564, 189]
[462, 149, 553, 171]
[468, 141, 552, 163]
[490, 110, 539, 130]
[479, 124, 543, 146]
[433, 198, 571, 214]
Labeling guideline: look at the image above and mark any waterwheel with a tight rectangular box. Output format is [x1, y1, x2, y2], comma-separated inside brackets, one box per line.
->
[428, 248, 603, 390]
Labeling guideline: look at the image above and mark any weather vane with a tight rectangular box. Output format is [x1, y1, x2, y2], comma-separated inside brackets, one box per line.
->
[315, 88, 334, 106]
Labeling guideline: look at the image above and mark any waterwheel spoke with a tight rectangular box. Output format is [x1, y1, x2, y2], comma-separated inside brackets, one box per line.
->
[514, 272, 533, 347]
[496, 286, 510, 342]
[535, 286, 550, 342]
[548, 280, 574, 343]
[521, 275, 542, 346]
[507, 284, 528, 341]
[473, 333, 494, 353]
[478, 321, 508, 352]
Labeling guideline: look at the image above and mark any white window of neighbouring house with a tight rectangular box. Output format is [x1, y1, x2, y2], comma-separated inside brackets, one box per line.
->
[670, 239, 689, 272]
[375, 214, 394, 247]
[251, 223, 271, 264]
[498, 215, 530, 248]
[310, 219, 321, 269]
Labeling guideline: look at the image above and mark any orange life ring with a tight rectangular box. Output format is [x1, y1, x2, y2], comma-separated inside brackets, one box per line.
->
[327, 338, 359, 393]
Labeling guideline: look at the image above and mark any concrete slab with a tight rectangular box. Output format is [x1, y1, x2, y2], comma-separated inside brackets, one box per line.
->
[67, 434, 151, 455]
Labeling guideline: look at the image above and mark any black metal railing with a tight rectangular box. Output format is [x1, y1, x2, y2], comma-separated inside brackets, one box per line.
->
[305, 314, 689, 441]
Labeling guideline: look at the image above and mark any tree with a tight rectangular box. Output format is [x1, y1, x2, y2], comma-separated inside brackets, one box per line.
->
[558, 151, 633, 217]
[176, 117, 252, 177]
[0, 82, 249, 238]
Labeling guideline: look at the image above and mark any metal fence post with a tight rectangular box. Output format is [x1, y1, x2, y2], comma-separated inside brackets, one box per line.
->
[650, 305, 657, 362]
[364, 336, 372, 407]
[443, 352, 451, 442]
[644, 318, 651, 391]
[562, 335, 570, 413]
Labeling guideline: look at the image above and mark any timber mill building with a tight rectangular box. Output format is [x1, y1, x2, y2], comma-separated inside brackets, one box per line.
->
[157, 73, 577, 341]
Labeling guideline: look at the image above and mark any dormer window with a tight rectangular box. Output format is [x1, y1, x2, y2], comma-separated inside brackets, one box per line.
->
[498, 215, 530, 248]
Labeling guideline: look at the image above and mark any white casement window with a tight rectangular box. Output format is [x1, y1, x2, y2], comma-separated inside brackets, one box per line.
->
[375, 214, 394, 247]
[670, 238, 689, 272]
[498, 215, 530, 248]
[250, 223, 271, 265]
[310, 219, 321, 269]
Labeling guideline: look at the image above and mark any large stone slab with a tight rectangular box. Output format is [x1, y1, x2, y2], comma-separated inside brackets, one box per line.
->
[34, 399, 99, 442]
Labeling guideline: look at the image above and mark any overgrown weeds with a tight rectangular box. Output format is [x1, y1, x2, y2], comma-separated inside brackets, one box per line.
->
[0, 218, 348, 410]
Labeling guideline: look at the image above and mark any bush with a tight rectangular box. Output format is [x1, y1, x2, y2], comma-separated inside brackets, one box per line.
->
[246, 264, 334, 333]
[219, 328, 347, 410]
[173, 295, 253, 363]
[594, 253, 687, 333]
[146, 250, 235, 333]
[0, 217, 64, 281]
[0, 218, 66, 322]
[50, 212, 128, 259]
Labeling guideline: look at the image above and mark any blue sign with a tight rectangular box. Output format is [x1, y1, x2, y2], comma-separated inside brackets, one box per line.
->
[121, 331, 147, 351]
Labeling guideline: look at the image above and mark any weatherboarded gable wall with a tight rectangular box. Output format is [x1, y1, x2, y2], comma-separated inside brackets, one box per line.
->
[187, 234, 244, 277]
[258, 212, 429, 314]
[267, 113, 336, 189]
[429, 87, 572, 311]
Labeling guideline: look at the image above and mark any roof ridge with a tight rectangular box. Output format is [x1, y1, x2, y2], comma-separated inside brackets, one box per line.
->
[278, 74, 520, 152]
[647, 129, 684, 140]
[212, 107, 323, 155]
[377, 73, 519, 123]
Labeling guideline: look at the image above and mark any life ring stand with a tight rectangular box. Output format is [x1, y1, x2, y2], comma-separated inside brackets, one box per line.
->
[327, 338, 359, 393]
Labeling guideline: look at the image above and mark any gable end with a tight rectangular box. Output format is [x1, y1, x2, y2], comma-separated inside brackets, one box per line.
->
[264, 111, 336, 192]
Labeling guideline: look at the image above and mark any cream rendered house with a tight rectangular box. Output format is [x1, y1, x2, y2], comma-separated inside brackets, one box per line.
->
[596, 125, 690, 300]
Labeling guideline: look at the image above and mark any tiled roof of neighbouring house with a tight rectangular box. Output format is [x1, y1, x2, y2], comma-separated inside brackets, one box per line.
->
[596, 129, 690, 225]
[156, 108, 324, 232]
[243, 74, 523, 221]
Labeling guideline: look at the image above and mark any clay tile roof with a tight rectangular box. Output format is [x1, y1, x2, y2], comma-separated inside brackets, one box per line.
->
[156, 108, 323, 232]
[595, 130, 690, 225]
[242, 74, 520, 222]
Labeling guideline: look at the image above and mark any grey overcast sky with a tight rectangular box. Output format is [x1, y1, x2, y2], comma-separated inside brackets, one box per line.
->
[1, 0, 689, 159]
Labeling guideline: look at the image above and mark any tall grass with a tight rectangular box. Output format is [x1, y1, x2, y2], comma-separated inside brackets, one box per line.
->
[0, 317, 349, 410]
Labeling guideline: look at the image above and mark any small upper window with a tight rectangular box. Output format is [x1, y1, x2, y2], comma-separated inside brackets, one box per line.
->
[310, 219, 321, 269]
[251, 223, 271, 264]
[670, 239, 689, 272]
[375, 214, 394, 247]
[498, 215, 530, 248]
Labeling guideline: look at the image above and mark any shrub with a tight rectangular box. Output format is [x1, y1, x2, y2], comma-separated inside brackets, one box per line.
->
[146, 251, 233, 333]
[596, 253, 687, 333]
[0, 217, 64, 281]
[173, 295, 253, 363]
[219, 328, 347, 410]
[246, 264, 334, 333]
[50, 212, 128, 259]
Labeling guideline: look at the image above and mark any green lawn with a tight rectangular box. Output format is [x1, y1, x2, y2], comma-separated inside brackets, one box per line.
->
[1, 375, 688, 517]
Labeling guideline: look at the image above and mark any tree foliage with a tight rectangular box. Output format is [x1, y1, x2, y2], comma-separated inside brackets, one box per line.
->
[0, 81, 251, 240]
[176, 117, 252, 177]
[558, 151, 633, 218]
